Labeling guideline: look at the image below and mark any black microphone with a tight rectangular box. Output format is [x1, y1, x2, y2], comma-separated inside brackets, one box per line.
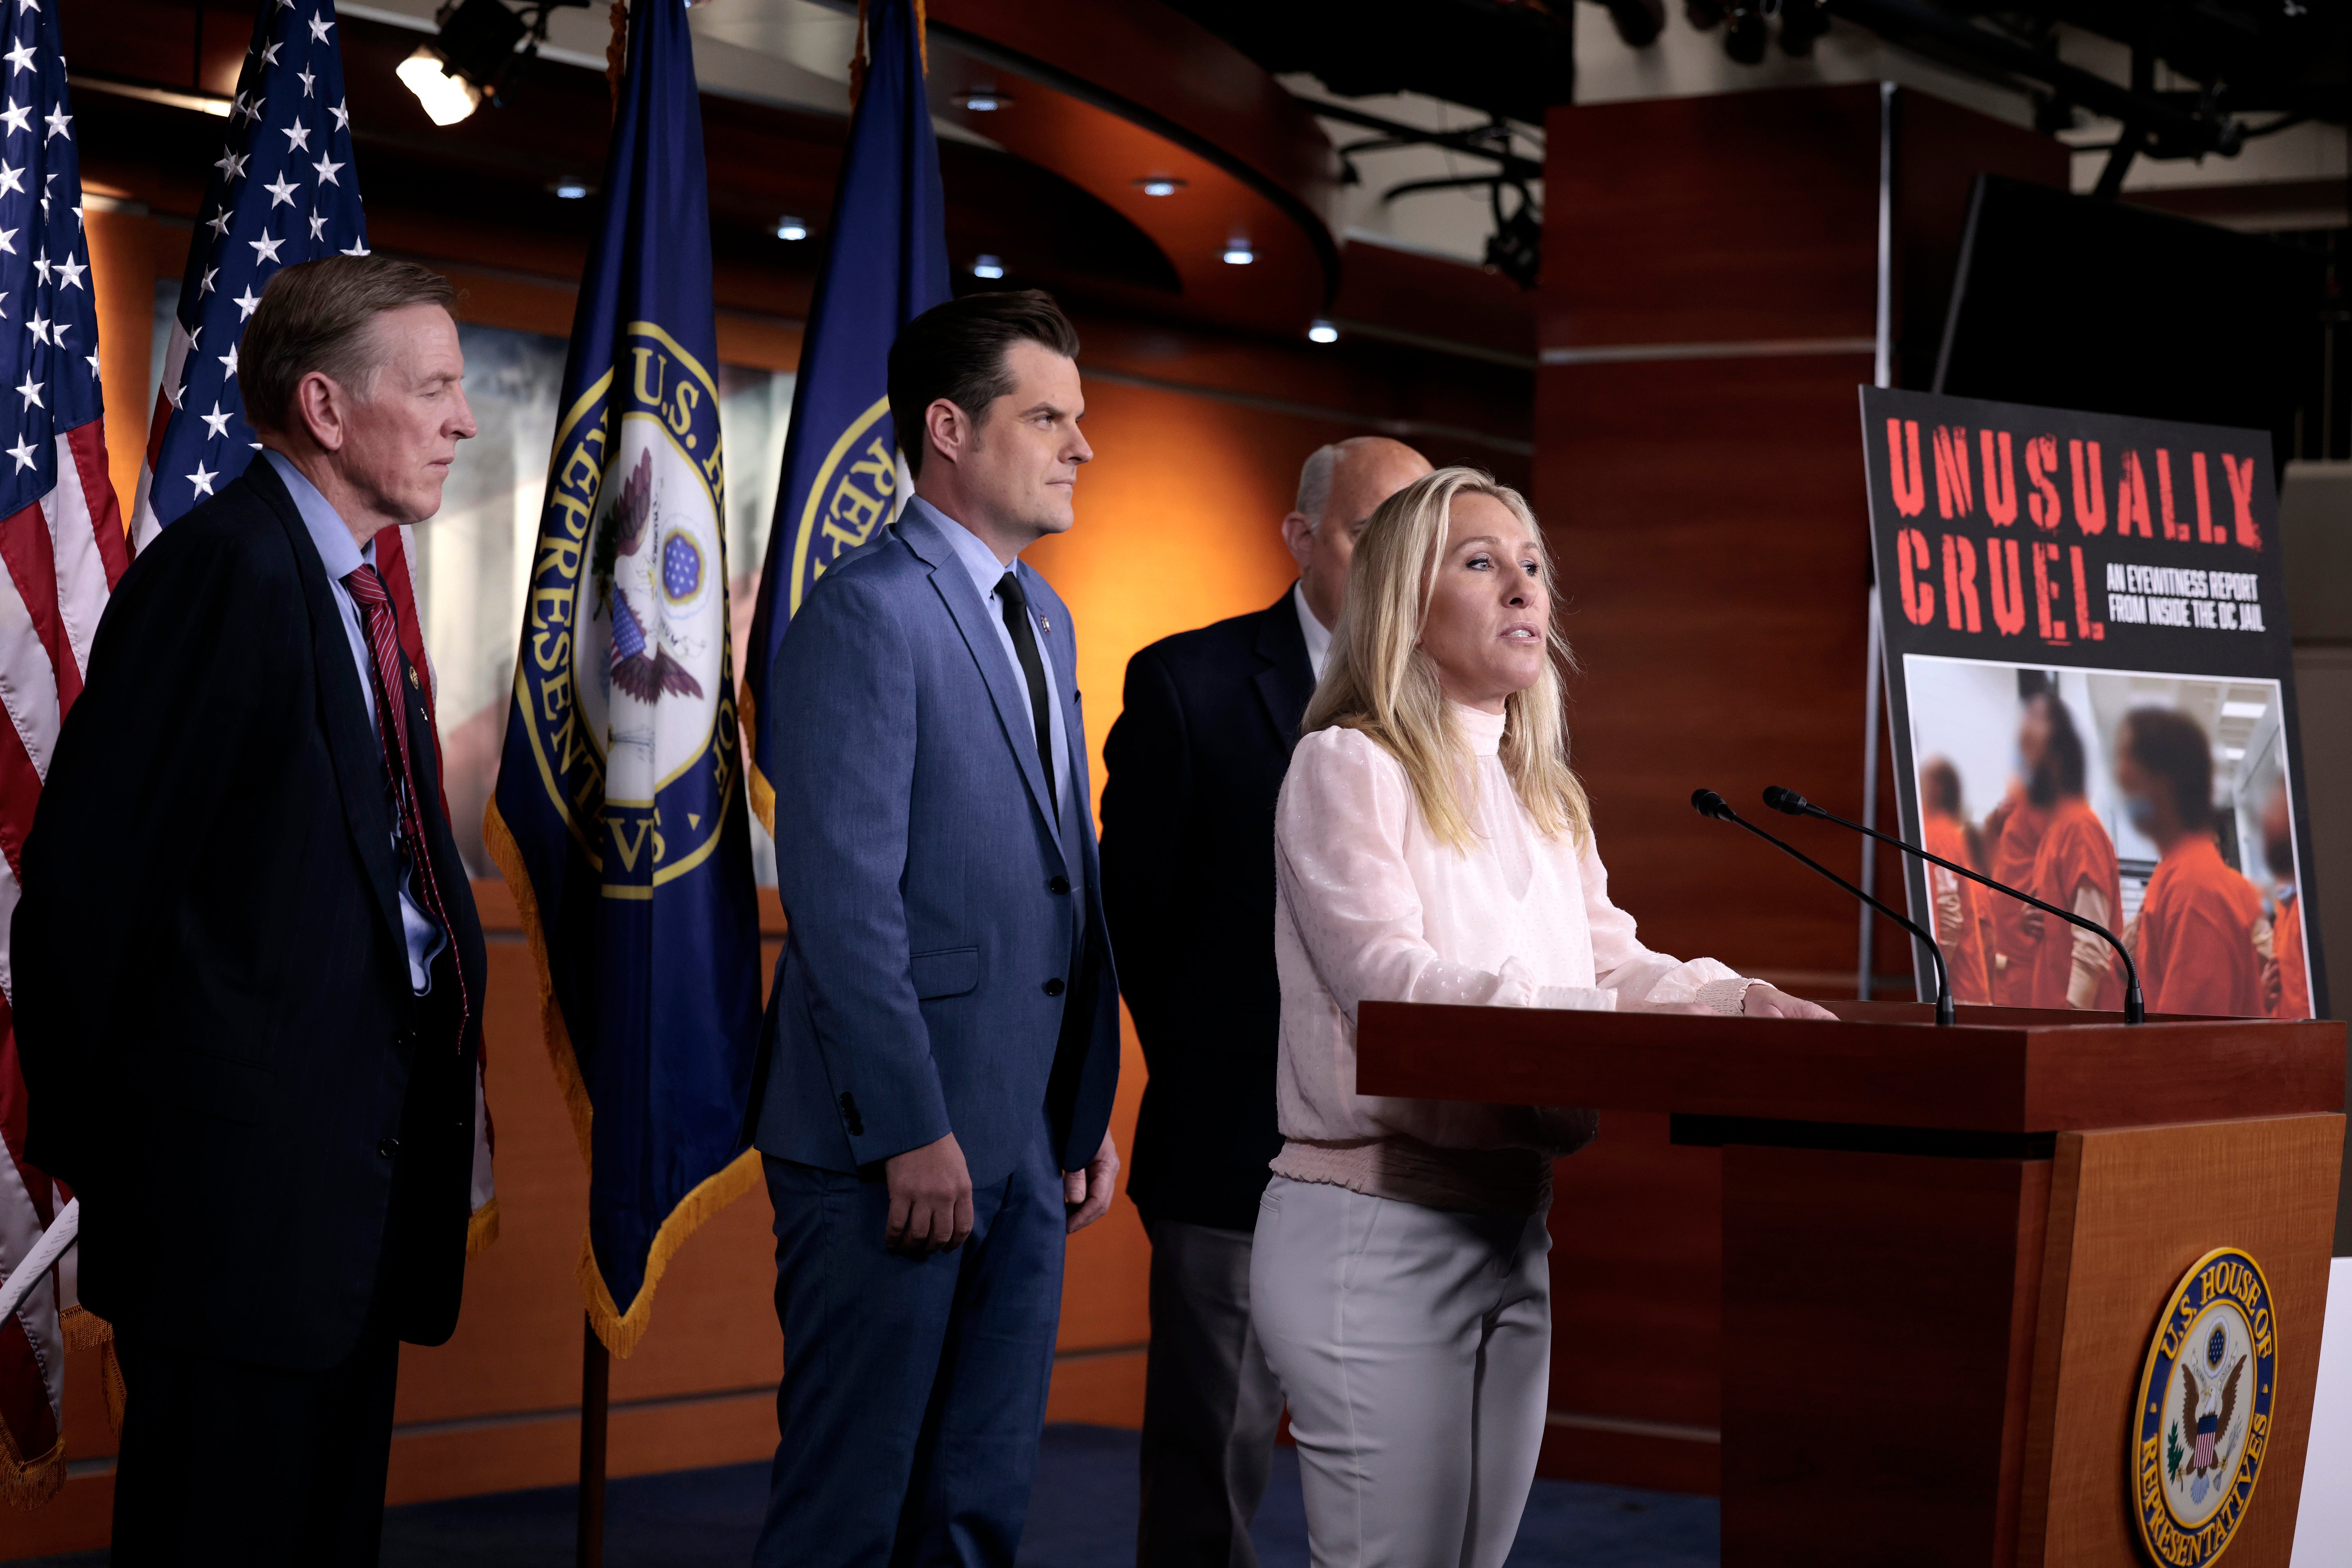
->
[1692, 789, 1954, 1026]
[1761, 786, 2145, 1025]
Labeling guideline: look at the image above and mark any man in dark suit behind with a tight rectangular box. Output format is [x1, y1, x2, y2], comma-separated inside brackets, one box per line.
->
[13, 256, 486, 1566]
[1101, 435, 1430, 1568]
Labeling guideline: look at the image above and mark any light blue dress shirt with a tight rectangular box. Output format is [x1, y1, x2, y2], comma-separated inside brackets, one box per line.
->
[904, 494, 1072, 813]
[264, 450, 444, 993]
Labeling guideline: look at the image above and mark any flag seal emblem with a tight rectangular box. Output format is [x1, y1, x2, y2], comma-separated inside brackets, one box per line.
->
[785, 392, 898, 617]
[513, 320, 738, 896]
[2130, 1246, 2277, 1566]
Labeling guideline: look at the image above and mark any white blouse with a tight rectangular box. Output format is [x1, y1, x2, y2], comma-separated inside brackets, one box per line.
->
[1268, 703, 1753, 1210]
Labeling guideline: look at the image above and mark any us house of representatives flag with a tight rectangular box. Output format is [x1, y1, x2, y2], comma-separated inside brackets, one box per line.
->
[487, 0, 762, 1355]
[123, 0, 500, 1258]
[739, 0, 949, 829]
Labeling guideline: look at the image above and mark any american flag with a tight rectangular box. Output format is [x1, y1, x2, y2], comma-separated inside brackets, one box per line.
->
[132, 0, 369, 544]
[0, 0, 126, 1508]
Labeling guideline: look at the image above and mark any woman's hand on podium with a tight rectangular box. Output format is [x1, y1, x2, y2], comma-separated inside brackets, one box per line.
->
[1741, 984, 1838, 1020]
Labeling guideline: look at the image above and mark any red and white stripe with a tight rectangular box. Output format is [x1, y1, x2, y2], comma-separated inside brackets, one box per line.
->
[125, 319, 191, 554]
[0, 418, 127, 1502]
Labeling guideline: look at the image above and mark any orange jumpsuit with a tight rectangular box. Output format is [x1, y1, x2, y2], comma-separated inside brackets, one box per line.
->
[2136, 836, 2267, 1018]
[2272, 888, 2312, 1020]
[1923, 811, 1992, 1004]
[1987, 800, 2051, 1006]
[2022, 797, 2124, 1012]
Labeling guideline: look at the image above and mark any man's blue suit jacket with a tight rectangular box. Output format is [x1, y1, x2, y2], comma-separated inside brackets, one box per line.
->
[752, 501, 1121, 1185]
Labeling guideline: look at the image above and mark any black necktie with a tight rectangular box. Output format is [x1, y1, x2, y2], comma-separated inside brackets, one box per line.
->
[995, 571, 1057, 815]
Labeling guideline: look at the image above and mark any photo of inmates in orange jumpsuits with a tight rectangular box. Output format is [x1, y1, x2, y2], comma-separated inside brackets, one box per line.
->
[1918, 760, 1992, 1003]
[1899, 659, 2315, 1021]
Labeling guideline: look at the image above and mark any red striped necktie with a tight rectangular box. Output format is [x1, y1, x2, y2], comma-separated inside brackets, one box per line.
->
[343, 562, 469, 1052]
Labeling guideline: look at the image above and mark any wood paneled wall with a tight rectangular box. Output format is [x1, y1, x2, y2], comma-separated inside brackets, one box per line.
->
[1533, 83, 2065, 1496]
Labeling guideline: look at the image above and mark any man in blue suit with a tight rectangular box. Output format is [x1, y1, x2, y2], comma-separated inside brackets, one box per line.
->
[753, 289, 1122, 1567]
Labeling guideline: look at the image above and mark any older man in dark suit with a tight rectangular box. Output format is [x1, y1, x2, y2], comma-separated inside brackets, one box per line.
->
[1102, 435, 1430, 1568]
[14, 256, 486, 1565]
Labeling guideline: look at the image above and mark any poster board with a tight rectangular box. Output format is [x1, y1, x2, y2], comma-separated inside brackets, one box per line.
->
[1859, 387, 2325, 1019]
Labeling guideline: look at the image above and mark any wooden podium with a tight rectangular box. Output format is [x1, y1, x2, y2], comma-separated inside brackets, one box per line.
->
[1355, 1001, 2346, 1567]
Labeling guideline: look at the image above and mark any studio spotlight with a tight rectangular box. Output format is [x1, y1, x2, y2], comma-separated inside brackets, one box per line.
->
[971, 255, 1006, 279]
[1778, 0, 1829, 55]
[1222, 243, 1255, 265]
[775, 217, 808, 240]
[1307, 320, 1339, 344]
[399, 0, 583, 125]
[1721, 0, 1768, 64]
[398, 48, 482, 125]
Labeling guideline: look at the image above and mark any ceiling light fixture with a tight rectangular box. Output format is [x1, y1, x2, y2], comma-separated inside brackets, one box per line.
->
[953, 89, 1009, 112]
[775, 217, 808, 241]
[1222, 243, 1255, 265]
[1307, 320, 1338, 344]
[1136, 178, 1185, 197]
[972, 255, 1006, 279]
[552, 180, 589, 200]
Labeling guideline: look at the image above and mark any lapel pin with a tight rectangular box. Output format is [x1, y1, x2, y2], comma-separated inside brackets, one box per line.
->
[408, 668, 420, 688]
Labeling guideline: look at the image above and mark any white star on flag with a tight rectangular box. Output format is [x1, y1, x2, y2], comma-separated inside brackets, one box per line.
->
[298, 65, 315, 96]
[0, 160, 18, 195]
[249, 230, 284, 263]
[200, 401, 234, 439]
[330, 98, 348, 130]
[307, 12, 332, 42]
[264, 171, 298, 206]
[261, 40, 282, 64]
[213, 147, 247, 181]
[52, 252, 78, 288]
[13, 371, 38, 408]
[312, 153, 341, 185]
[232, 285, 262, 320]
[38, 101, 62, 138]
[0, 98, 26, 134]
[283, 120, 310, 151]
[1, 38, 28, 73]
[5, 435, 34, 471]
[198, 264, 218, 295]
[187, 461, 218, 496]
[219, 341, 239, 377]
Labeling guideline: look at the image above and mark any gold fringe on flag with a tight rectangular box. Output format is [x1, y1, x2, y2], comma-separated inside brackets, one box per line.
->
[58, 1304, 109, 1354]
[606, 0, 629, 117]
[482, 799, 760, 1359]
[466, 1196, 503, 1261]
[0, 1423, 63, 1510]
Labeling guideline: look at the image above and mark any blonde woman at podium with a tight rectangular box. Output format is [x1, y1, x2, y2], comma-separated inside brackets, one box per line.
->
[1249, 467, 1832, 1568]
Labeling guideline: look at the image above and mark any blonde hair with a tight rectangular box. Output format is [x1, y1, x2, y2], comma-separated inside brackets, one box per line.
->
[1301, 467, 1591, 851]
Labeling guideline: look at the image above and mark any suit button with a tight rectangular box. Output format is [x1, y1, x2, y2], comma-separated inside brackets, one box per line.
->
[1047, 876, 1071, 895]
[1042, 978, 1065, 997]
[377, 1137, 400, 1159]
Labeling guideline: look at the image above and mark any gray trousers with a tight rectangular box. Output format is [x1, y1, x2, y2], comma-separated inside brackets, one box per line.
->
[1138, 1218, 1286, 1568]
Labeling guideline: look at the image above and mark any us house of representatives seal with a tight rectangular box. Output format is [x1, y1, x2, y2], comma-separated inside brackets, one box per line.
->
[515, 321, 741, 895]
[2131, 1246, 2278, 1566]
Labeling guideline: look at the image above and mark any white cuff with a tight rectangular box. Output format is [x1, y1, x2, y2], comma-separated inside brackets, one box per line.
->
[1699, 976, 1758, 1016]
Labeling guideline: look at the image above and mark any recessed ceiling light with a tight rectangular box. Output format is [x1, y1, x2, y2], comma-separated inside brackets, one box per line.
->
[1308, 319, 1338, 343]
[775, 217, 808, 241]
[972, 255, 1006, 279]
[553, 181, 589, 200]
[954, 90, 1009, 112]
[1136, 178, 1185, 197]
[1222, 244, 1255, 266]
[2220, 700, 2267, 719]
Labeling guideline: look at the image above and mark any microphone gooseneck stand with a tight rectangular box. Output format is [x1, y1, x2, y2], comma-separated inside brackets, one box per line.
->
[1761, 785, 2146, 1025]
[1692, 788, 1956, 1027]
